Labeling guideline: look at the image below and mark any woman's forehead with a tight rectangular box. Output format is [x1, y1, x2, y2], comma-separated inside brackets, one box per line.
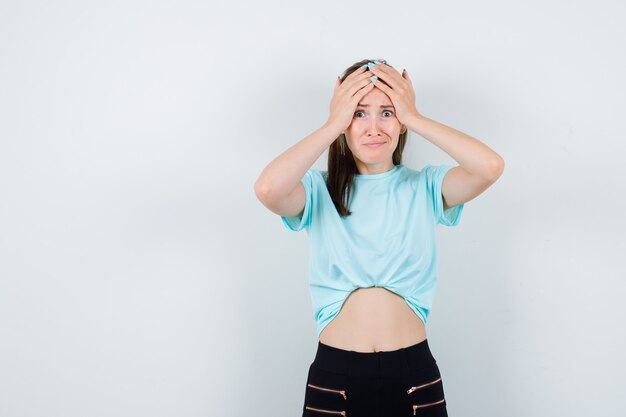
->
[357, 100, 394, 109]
[358, 90, 392, 108]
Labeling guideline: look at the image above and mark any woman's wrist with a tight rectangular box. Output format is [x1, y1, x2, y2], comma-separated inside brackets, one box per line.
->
[321, 120, 345, 139]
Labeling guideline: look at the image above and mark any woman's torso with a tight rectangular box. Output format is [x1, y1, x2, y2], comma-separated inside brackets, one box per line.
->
[318, 287, 427, 353]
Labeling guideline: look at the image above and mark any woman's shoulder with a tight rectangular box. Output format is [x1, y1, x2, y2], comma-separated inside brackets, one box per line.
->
[399, 163, 441, 180]
[300, 168, 328, 190]
[397, 164, 421, 181]
[306, 168, 327, 181]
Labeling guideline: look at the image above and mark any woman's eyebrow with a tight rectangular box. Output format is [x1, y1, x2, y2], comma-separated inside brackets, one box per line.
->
[356, 104, 394, 109]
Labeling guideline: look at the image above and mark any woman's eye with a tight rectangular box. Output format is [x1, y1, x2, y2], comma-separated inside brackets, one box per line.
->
[354, 111, 393, 118]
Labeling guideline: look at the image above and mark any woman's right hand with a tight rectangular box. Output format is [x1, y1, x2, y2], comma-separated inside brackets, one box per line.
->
[325, 66, 375, 133]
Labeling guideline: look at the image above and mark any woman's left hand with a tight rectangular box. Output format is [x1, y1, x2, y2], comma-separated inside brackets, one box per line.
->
[370, 64, 421, 126]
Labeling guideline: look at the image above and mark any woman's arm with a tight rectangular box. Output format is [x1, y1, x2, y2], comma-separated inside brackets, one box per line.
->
[406, 114, 505, 209]
[365, 64, 504, 210]
[254, 121, 341, 206]
[256, 68, 377, 211]
[407, 114, 504, 178]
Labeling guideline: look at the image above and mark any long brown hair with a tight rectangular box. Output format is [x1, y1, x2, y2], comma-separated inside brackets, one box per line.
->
[327, 58, 408, 217]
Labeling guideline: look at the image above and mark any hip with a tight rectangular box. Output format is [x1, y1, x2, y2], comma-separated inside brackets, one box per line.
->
[302, 338, 448, 417]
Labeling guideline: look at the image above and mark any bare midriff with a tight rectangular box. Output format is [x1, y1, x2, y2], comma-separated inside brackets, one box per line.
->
[318, 286, 427, 353]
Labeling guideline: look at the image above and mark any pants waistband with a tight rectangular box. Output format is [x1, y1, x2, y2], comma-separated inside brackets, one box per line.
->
[312, 338, 437, 378]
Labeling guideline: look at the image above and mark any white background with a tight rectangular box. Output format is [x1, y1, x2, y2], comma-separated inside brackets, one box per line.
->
[1, 1, 624, 416]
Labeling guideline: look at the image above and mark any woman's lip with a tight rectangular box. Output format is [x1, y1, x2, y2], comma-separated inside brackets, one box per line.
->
[364, 142, 386, 147]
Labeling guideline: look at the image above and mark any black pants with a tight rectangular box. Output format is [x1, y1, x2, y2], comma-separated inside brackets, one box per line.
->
[302, 339, 448, 417]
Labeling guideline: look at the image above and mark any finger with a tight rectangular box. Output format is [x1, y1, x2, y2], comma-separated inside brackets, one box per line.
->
[372, 80, 399, 105]
[345, 77, 374, 100]
[371, 63, 397, 76]
[372, 79, 391, 95]
[338, 69, 375, 97]
[344, 65, 368, 82]
[402, 69, 414, 90]
[372, 65, 404, 91]
[350, 69, 377, 85]
[353, 80, 375, 102]
[335, 66, 364, 90]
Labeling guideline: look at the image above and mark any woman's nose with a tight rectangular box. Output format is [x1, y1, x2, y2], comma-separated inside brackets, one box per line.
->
[367, 118, 383, 134]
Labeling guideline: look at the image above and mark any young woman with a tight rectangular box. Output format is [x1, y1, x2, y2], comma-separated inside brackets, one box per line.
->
[254, 58, 504, 417]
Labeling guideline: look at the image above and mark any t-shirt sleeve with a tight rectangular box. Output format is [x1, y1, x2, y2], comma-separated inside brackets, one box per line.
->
[280, 169, 315, 232]
[423, 164, 464, 226]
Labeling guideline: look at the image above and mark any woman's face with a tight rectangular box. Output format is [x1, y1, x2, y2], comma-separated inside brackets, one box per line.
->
[345, 88, 405, 174]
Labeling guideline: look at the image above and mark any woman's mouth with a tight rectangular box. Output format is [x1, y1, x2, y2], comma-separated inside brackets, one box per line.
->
[364, 141, 386, 148]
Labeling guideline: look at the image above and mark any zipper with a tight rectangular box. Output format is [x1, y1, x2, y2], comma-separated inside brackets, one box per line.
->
[412, 399, 446, 414]
[305, 405, 347, 416]
[406, 376, 442, 394]
[307, 383, 348, 400]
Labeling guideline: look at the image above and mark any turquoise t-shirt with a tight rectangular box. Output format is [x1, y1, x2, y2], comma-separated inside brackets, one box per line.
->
[280, 163, 464, 337]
